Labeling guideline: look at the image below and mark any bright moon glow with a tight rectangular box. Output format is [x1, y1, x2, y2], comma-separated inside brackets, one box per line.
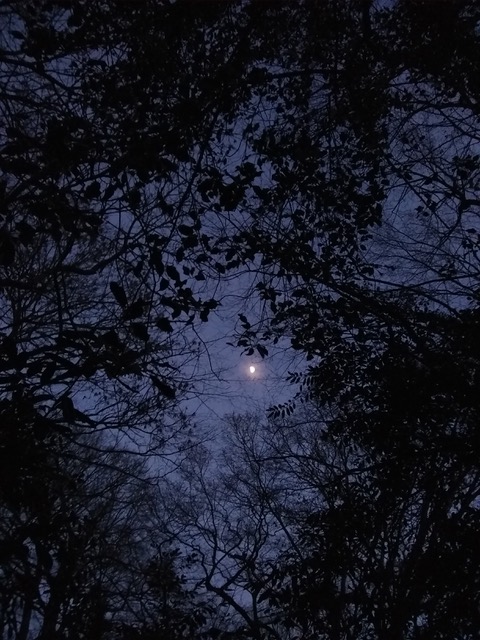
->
[249, 365, 256, 374]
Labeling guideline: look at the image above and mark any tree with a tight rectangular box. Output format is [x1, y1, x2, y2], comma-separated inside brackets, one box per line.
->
[0, 427, 215, 640]
[167, 394, 480, 639]
[4, 1, 480, 410]
[0, 3, 267, 636]
[216, 0, 480, 389]
[156, 430, 286, 640]
[0, 0, 277, 445]
[267, 360, 480, 639]
[3, 1, 480, 637]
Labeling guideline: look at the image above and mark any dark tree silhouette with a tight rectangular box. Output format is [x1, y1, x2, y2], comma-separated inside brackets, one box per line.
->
[2, 1, 480, 638]
[0, 429, 214, 640]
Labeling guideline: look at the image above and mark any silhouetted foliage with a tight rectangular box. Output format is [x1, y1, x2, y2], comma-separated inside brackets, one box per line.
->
[0, 429, 214, 640]
[2, 0, 480, 638]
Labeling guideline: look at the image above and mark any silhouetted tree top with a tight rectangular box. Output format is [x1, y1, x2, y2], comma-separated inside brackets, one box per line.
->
[2, 2, 480, 637]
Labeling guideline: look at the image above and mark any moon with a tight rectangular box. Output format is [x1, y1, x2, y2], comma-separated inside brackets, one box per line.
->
[249, 365, 256, 374]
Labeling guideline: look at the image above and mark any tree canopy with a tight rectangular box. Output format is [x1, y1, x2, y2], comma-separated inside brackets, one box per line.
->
[2, 0, 480, 638]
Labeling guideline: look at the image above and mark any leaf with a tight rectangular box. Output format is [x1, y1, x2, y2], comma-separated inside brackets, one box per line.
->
[0, 229, 15, 266]
[257, 344, 269, 358]
[40, 361, 57, 385]
[178, 224, 194, 236]
[27, 360, 44, 376]
[110, 282, 128, 307]
[16, 221, 36, 245]
[103, 329, 122, 350]
[158, 362, 176, 369]
[71, 407, 95, 426]
[150, 375, 176, 399]
[84, 181, 101, 199]
[60, 394, 76, 421]
[182, 235, 199, 249]
[166, 264, 180, 282]
[149, 248, 163, 271]
[132, 261, 143, 278]
[156, 317, 173, 333]
[130, 322, 149, 341]
[104, 182, 117, 200]
[123, 299, 145, 320]
[128, 189, 141, 209]
[1, 335, 17, 359]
